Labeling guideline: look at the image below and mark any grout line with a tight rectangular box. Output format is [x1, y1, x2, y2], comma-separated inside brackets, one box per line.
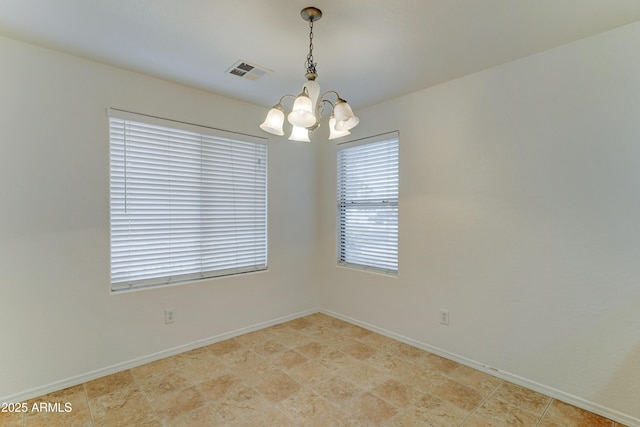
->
[16, 313, 627, 426]
[535, 398, 554, 426]
[129, 368, 164, 425]
[459, 379, 503, 426]
[82, 383, 95, 426]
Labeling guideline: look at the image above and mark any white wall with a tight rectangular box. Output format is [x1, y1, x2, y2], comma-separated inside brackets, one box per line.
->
[0, 36, 317, 399]
[317, 22, 640, 422]
[3, 19, 640, 424]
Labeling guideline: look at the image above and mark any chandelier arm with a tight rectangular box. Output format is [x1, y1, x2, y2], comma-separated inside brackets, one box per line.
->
[316, 99, 334, 119]
[319, 90, 343, 103]
[315, 99, 334, 118]
[277, 94, 298, 106]
[321, 99, 335, 109]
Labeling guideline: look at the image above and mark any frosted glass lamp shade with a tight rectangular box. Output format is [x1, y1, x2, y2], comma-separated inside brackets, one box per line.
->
[259, 106, 285, 136]
[289, 126, 310, 142]
[287, 92, 316, 128]
[328, 115, 350, 140]
[333, 100, 359, 131]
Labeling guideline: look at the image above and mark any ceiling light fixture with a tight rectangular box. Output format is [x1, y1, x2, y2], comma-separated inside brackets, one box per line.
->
[260, 6, 359, 142]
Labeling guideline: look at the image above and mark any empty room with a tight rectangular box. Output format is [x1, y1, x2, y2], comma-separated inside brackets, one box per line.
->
[1, 1, 639, 426]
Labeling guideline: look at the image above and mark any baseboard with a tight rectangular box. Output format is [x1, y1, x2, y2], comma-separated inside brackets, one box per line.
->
[5, 307, 637, 426]
[1, 308, 319, 405]
[320, 308, 640, 427]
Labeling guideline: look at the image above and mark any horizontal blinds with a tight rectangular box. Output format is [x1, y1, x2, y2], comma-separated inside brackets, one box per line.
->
[109, 113, 267, 291]
[337, 134, 398, 273]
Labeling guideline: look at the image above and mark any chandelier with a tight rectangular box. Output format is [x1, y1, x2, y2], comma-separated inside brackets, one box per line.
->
[259, 6, 359, 142]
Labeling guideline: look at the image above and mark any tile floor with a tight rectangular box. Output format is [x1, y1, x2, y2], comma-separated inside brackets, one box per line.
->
[0, 313, 629, 426]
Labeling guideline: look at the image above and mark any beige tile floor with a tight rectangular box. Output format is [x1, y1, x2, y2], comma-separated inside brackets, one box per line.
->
[1, 313, 629, 427]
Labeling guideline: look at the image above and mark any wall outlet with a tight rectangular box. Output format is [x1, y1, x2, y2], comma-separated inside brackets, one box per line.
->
[165, 309, 176, 324]
[439, 309, 449, 325]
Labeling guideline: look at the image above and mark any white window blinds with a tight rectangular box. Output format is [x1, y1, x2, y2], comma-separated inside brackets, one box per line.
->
[109, 109, 267, 291]
[337, 132, 399, 273]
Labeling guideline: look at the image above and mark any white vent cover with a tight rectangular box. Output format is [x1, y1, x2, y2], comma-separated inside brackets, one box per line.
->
[227, 61, 271, 80]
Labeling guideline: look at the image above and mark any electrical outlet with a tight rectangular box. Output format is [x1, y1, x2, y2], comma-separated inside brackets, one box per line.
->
[165, 309, 176, 324]
[439, 309, 449, 325]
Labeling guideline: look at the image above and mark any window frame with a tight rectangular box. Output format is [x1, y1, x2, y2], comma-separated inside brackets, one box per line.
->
[108, 108, 268, 292]
[336, 131, 399, 275]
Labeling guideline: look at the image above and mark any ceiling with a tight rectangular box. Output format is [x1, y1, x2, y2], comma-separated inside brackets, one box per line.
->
[2, 0, 640, 110]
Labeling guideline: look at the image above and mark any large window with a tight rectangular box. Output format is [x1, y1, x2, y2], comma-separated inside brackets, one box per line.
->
[109, 109, 267, 292]
[337, 132, 398, 273]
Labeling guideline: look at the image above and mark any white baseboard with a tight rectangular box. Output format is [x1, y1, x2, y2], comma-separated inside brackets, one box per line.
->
[320, 308, 640, 427]
[1, 308, 318, 405]
[4, 307, 638, 426]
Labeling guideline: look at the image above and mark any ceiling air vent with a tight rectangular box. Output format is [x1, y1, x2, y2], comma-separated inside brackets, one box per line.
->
[227, 61, 271, 81]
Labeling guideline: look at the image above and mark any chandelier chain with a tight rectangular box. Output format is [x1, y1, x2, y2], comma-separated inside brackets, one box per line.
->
[305, 19, 317, 75]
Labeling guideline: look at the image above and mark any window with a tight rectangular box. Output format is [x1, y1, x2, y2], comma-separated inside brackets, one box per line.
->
[109, 109, 267, 291]
[337, 132, 398, 273]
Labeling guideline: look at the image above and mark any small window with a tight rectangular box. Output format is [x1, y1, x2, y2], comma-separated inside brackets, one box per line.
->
[108, 109, 268, 291]
[337, 132, 399, 274]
